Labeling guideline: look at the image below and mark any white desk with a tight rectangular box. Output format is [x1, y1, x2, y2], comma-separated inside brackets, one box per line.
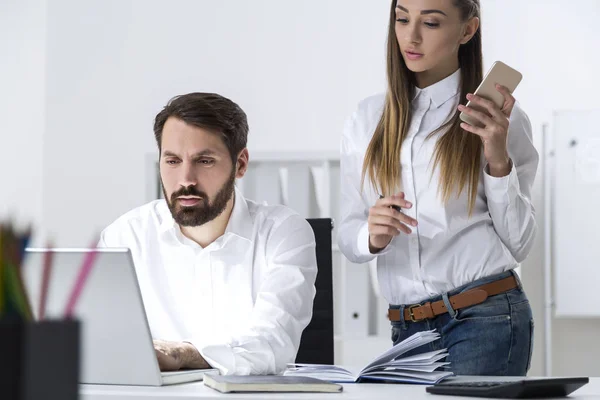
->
[82, 376, 600, 400]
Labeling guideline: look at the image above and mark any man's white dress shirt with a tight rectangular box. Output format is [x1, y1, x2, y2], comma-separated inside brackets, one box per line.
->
[338, 68, 539, 306]
[99, 188, 317, 375]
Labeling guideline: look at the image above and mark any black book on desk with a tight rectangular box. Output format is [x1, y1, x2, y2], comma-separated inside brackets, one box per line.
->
[204, 374, 343, 393]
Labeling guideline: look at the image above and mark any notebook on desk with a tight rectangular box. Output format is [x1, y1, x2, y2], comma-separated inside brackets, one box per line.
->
[204, 374, 343, 393]
[284, 330, 453, 384]
[23, 248, 218, 386]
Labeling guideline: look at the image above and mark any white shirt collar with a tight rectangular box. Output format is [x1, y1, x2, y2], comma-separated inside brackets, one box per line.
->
[413, 68, 461, 108]
[223, 187, 254, 242]
[158, 186, 254, 243]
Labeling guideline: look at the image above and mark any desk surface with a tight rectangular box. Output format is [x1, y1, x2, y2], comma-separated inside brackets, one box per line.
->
[81, 376, 600, 400]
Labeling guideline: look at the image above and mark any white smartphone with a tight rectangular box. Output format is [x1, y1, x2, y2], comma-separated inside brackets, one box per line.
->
[459, 61, 522, 128]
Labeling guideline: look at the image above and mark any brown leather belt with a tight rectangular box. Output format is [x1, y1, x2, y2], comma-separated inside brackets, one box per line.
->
[387, 275, 518, 323]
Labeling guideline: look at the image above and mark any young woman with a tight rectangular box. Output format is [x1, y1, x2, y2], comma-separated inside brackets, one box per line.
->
[338, 0, 538, 376]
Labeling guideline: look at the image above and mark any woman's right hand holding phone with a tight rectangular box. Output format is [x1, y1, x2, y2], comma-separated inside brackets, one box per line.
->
[368, 192, 417, 253]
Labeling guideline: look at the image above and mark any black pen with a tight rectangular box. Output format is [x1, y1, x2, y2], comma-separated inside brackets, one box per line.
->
[379, 194, 402, 212]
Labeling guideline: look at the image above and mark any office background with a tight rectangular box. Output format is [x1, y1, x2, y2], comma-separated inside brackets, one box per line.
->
[1, 0, 599, 378]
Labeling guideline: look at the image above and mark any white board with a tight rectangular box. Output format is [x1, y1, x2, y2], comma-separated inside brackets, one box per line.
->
[552, 110, 600, 317]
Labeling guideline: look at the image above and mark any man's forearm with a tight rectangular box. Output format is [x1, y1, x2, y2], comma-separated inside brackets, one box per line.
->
[181, 342, 211, 369]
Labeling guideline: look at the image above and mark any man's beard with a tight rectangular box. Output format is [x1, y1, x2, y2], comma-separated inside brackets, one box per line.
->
[162, 170, 236, 227]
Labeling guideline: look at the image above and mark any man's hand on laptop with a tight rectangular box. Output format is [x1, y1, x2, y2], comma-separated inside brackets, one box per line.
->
[153, 339, 211, 371]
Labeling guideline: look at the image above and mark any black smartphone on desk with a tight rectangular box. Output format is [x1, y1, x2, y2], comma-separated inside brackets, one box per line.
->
[426, 377, 589, 398]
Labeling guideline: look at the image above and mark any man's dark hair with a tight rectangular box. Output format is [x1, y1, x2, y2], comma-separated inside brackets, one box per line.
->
[153, 92, 248, 162]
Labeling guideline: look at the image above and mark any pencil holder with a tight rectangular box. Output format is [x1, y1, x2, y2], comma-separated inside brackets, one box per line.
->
[0, 319, 80, 400]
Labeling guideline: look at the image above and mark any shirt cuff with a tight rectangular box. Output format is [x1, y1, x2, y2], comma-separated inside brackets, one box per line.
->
[198, 344, 238, 375]
[483, 160, 520, 203]
[356, 221, 395, 257]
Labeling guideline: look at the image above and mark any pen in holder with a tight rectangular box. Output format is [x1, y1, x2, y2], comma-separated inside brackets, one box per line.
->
[0, 318, 80, 400]
[1, 224, 89, 400]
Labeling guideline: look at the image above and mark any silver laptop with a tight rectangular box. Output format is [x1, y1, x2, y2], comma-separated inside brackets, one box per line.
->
[23, 248, 218, 386]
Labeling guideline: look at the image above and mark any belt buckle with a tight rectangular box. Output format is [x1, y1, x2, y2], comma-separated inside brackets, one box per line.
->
[407, 304, 424, 322]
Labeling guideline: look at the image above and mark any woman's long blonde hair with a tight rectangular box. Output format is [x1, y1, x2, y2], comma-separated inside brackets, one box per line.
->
[362, 0, 483, 214]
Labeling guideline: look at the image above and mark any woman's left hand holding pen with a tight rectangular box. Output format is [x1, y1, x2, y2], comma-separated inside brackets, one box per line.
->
[368, 192, 417, 254]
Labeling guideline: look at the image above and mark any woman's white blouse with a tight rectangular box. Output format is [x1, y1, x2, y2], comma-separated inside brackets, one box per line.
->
[337, 69, 539, 305]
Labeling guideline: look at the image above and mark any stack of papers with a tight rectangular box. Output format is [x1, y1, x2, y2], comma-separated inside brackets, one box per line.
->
[285, 330, 453, 384]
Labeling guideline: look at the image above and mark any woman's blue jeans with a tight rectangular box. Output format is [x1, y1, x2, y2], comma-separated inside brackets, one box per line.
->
[389, 270, 534, 376]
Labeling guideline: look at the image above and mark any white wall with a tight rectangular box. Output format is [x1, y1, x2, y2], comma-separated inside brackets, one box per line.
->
[0, 0, 46, 230]
[42, 0, 390, 246]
